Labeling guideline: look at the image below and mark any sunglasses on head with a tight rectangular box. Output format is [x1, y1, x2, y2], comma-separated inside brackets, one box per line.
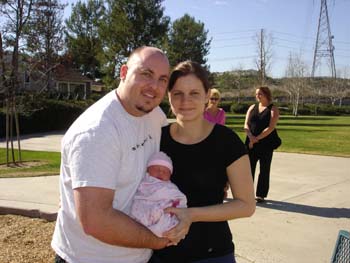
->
[210, 97, 219, 101]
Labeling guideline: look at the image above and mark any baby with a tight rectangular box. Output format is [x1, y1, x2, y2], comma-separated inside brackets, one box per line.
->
[130, 151, 187, 237]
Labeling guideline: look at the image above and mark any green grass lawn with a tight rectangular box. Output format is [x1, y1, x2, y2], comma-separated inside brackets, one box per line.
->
[227, 115, 350, 158]
[0, 149, 60, 178]
[1, 115, 349, 178]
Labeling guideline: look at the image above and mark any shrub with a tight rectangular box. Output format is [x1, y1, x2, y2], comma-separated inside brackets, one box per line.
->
[230, 103, 251, 114]
[0, 96, 94, 138]
[219, 101, 233, 112]
[159, 100, 172, 117]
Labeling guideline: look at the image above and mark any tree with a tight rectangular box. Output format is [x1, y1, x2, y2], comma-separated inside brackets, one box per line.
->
[230, 65, 248, 103]
[254, 28, 273, 85]
[0, 32, 6, 94]
[24, 0, 66, 92]
[212, 68, 260, 100]
[215, 72, 237, 91]
[166, 14, 211, 69]
[283, 52, 309, 116]
[213, 71, 246, 100]
[0, 0, 34, 165]
[65, 0, 105, 79]
[323, 78, 350, 107]
[0, 0, 33, 93]
[330, 68, 350, 106]
[98, 0, 170, 85]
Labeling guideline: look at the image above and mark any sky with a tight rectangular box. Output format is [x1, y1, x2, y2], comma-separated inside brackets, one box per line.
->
[161, 0, 350, 78]
[59, 0, 348, 78]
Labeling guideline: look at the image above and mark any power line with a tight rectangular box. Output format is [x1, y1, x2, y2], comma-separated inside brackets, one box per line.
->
[212, 43, 255, 49]
[212, 36, 253, 42]
[270, 30, 350, 45]
[210, 30, 349, 55]
[274, 37, 312, 45]
[211, 29, 257, 36]
[274, 44, 314, 52]
[209, 55, 349, 67]
[209, 55, 256, 62]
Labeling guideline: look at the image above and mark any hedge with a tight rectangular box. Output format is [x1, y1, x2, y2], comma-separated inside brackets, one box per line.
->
[0, 97, 94, 138]
[1, 98, 349, 138]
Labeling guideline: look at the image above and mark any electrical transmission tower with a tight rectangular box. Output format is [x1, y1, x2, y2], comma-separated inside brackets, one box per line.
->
[311, 0, 336, 78]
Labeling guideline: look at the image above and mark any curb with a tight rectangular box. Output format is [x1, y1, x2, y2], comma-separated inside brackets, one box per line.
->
[0, 206, 57, 222]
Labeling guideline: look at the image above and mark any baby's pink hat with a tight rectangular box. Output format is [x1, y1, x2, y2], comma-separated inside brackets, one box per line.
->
[147, 151, 173, 173]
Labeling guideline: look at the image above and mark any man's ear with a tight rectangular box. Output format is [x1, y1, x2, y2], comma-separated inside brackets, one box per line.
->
[120, 64, 128, 80]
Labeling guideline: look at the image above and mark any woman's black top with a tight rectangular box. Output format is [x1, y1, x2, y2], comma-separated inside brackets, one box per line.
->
[248, 103, 272, 136]
[153, 124, 247, 262]
[246, 103, 275, 151]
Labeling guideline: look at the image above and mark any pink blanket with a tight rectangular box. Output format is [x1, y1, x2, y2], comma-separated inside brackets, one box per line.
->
[130, 175, 187, 237]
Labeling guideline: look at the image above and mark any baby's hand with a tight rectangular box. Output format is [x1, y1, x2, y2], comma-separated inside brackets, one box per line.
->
[172, 199, 180, 208]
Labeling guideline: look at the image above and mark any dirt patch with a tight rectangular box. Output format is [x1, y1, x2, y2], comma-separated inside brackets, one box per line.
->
[0, 161, 57, 178]
[0, 171, 57, 178]
[0, 161, 47, 169]
[0, 214, 55, 263]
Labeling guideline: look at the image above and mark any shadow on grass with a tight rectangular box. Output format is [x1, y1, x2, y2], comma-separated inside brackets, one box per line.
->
[278, 123, 350, 127]
[256, 200, 350, 219]
[280, 116, 338, 121]
[276, 128, 326, 132]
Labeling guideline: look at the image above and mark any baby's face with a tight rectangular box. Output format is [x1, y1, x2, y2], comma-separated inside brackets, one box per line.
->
[147, 165, 171, 181]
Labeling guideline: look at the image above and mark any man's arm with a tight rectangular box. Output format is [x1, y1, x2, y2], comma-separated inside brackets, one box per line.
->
[74, 186, 169, 249]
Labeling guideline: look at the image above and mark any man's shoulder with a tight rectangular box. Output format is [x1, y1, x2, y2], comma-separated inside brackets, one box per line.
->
[146, 106, 167, 126]
[149, 106, 166, 118]
[62, 93, 120, 147]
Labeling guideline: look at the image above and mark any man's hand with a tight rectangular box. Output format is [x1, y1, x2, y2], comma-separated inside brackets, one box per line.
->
[74, 186, 170, 249]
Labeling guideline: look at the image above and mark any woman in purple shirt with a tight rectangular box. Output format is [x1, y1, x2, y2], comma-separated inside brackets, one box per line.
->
[204, 88, 226, 125]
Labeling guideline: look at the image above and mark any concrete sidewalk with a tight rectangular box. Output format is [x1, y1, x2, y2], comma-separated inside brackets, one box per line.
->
[0, 130, 65, 152]
[0, 132, 349, 262]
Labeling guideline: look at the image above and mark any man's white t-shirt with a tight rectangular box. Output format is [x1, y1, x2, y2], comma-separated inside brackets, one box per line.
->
[51, 90, 167, 263]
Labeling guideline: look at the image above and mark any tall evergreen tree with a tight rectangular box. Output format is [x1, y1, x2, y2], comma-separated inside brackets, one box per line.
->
[166, 14, 211, 69]
[65, 0, 105, 79]
[99, 0, 170, 85]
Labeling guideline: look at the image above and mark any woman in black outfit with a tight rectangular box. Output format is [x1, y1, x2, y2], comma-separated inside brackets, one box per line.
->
[150, 61, 255, 263]
[244, 86, 280, 203]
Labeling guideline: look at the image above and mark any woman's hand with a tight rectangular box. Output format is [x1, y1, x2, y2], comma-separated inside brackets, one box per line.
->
[249, 141, 254, 149]
[249, 135, 259, 144]
[162, 207, 192, 246]
[248, 135, 258, 149]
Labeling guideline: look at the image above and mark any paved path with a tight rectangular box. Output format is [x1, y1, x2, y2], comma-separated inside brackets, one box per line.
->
[0, 132, 349, 262]
[0, 130, 65, 152]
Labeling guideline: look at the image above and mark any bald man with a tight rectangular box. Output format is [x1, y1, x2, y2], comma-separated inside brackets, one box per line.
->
[52, 47, 176, 263]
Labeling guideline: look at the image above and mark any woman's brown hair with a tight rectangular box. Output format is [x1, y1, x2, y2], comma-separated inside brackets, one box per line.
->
[257, 86, 272, 102]
[168, 61, 210, 92]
